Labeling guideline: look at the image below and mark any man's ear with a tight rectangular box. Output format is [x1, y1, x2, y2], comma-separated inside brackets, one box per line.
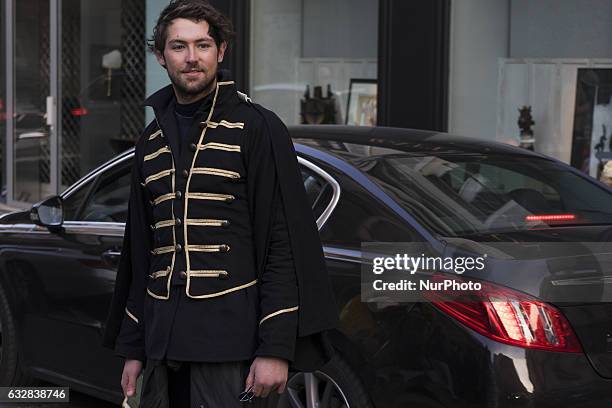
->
[217, 41, 227, 63]
[154, 50, 167, 69]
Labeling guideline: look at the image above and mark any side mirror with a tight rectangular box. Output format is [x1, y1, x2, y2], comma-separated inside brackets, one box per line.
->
[30, 196, 64, 229]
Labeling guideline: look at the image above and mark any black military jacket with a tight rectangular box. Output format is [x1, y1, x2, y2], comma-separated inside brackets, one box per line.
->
[103, 72, 338, 366]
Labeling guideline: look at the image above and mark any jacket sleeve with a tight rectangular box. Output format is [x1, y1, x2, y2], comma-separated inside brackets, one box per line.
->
[254, 191, 299, 361]
[245, 115, 299, 362]
[114, 149, 153, 361]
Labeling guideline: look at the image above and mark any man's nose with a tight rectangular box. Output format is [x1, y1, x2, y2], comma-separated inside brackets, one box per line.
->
[186, 46, 197, 62]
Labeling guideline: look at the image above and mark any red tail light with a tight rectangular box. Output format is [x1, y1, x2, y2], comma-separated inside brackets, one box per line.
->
[424, 274, 582, 353]
[70, 107, 89, 116]
[525, 214, 576, 222]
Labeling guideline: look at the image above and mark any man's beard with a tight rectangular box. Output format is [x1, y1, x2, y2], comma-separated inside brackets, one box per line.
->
[167, 68, 216, 101]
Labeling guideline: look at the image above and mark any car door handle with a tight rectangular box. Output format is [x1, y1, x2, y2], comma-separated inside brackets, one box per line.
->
[102, 249, 122, 267]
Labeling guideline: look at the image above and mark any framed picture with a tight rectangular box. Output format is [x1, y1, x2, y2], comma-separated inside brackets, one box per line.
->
[571, 68, 612, 178]
[345, 79, 377, 126]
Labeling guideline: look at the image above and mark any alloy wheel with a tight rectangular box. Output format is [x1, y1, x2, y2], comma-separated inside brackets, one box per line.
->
[280, 370, 350, 408]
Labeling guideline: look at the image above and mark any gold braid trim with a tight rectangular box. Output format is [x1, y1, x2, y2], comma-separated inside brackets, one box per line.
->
[145, 169, 174, 185]
[191, 167, 240, 179]
[259, 306, 299, 325]
[149, 267, 170, 279]
[186, 279, 258, 299]
[148, 129, 162, 140]
[151, 245, 175, 255]
[199, 142, 241, 152]
[186, 244, 230, 252]
[153, 193, 175, 205]
[125, 307, 139, 324]
[186, 192, 234, 201]
[154, 219, 176, 229]
[189, 270, 228, 277]
[186, 219, 227, 227]
[144, 146, 171, 161]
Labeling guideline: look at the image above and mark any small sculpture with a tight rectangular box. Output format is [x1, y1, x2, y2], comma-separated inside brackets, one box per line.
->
[517, 105, 535, 151]
[301, 84, 337, 125]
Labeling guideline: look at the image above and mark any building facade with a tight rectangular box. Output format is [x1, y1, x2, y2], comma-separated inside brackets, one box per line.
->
[1, 0, 611, 208]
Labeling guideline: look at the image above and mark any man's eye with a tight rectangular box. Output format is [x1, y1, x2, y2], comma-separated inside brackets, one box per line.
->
[198, 43, 211, 49]
[171, 44, 185, 50]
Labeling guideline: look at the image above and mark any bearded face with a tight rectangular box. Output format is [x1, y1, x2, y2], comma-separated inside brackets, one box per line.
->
[156, 18, 226, 104]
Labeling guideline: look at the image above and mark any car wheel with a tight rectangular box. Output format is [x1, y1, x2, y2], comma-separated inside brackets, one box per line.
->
[275, 355, 373, 408]
[0, 283, 33, 386]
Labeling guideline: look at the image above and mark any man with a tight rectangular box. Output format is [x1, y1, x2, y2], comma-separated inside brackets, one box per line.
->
[102, 1, 338, 407]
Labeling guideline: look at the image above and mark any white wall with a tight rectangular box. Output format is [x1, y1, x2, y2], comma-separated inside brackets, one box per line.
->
[448, 0, 509, 140]
[511, 0, 612, 58]
[302, 0, 377, 58]
[249, 0, 303, 124]
[449, 0, 612, 142]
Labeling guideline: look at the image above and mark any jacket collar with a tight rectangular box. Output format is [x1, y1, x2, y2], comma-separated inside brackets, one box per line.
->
[143, 70, 239, 162]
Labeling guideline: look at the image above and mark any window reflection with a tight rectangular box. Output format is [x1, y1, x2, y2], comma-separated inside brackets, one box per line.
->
[250, 0, 378, 126]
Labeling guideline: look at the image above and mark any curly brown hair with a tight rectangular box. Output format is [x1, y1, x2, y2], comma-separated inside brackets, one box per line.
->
[148, 0, 234, 54]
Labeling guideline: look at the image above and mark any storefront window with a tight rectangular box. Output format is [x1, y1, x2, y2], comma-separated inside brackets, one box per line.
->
[0, 0, 5, 202]
[249, 0, 378, 126]
[59, 0, 145, 190]
[449, 1, 612, 182]
[13, 0, 50, 203]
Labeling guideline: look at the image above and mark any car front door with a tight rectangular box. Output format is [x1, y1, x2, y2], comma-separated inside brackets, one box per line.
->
[19, 154, 132, 396]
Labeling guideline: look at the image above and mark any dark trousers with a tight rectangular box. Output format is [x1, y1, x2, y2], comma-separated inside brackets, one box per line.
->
[140, 359, 279, 408]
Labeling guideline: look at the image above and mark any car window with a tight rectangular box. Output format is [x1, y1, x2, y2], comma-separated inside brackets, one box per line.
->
[368, 154, 612, 236]
[63, 180, 94, 221]
[300, 165, 334, 222]
[319, 174, 422, 248]
[78, 164, 131, 223]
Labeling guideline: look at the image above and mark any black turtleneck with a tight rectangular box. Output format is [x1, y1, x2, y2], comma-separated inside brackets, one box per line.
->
[174, 92, 213, 155]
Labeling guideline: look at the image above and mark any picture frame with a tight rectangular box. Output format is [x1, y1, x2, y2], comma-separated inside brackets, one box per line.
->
[571, 68, 612, 178]
[345, 79, 377, 126]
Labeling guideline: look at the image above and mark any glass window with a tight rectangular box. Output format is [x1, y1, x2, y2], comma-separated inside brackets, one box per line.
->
[250, 0, 378, 126]
[365, 154, 612, 236]
[300, 165, 334, 222]
[59, 0, 145, 190]
[319, 176, 421, 248]
[62, 180, 94, 221]
[321, 189, 419, 249]
[0, 0, 5, 202]
[13, 0, 50, 203]
[78, 164, 131, 222]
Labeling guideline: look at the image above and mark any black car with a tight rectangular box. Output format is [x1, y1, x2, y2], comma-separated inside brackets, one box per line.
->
[0, 125, 611, 408]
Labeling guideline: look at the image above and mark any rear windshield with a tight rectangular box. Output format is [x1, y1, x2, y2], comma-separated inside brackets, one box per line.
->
[359, 154, 612, 236]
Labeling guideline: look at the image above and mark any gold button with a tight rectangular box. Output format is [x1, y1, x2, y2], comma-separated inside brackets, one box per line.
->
[225, 196, 234, 203]
[179, 271, 186, 279]
[175, 191, 182, 199]
[189, 143, 197, 152]
[175, 218, 182, 226]
[219, 244, 230, 252]
[182, 169, 189, 178]
[175, 244, 183, 253]
[221, 220, 230, 227]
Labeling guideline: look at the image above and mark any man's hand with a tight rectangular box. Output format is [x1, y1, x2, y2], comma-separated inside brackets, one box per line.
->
[245, 356, 289, 398]
[121, 359, 143, 398]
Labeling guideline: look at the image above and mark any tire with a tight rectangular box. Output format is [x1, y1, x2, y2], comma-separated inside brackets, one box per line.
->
[273, 354, 374, 408]
[0, 282, 34, 386]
